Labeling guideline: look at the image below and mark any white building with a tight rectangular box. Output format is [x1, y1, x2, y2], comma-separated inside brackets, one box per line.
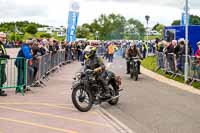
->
[37, 26, 66, 36]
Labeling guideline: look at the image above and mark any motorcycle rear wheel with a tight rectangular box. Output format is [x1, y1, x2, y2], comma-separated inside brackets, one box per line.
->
[108, 85, 119, 105]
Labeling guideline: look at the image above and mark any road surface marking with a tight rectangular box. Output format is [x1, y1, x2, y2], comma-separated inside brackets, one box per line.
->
[0, 106, 111, 128]
[98, 108, 134, 133]
[0, 103, 98, 115]
[0, 117, 77, 133]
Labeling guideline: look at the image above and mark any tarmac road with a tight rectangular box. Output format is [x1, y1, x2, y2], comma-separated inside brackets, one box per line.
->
[102, 57, 200, 133]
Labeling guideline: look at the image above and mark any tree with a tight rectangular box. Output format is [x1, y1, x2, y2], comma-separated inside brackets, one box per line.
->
[76, 26, 90, 38]
[171, 20, 181, 26]
[127, 18, 145, 39]
[75, 13, 145, 40]
[190, 15, 200, 25]
[152, 23, 165, 36]
[25, 25, 38, 34]
[171, 14, 200, 25]
[0, 21, 47, 33]
[40, 33, 51, 38]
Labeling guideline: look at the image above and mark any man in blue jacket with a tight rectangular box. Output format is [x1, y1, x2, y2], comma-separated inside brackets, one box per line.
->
[15, 39, 33, 93]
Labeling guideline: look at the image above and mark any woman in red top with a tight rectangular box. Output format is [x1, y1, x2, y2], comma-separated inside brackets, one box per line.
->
[195, 42, 200, 56]
[195, 41, 200, 64]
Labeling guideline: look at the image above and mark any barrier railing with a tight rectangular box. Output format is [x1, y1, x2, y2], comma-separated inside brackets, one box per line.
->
[26, 51, 66, 88]
[0, 57, 26, 95]
[156, 52, 200, 83]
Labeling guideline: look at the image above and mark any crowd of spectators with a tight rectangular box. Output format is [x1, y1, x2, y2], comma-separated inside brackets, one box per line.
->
[1, 37, 126, 96]
[155, 38, 194, 74]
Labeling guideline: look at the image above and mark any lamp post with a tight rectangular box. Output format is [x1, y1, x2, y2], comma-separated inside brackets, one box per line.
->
[145, 15, 150, 56]
[184, 0, 189, 82]
[145, 15, 150, 41]
[95, 31, 99, 40]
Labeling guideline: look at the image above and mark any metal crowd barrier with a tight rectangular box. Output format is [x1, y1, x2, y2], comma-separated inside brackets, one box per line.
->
[189, 56, 200, 83]
[0, 57, 26, 95]
[156, 52, 200, 83]
[0, 51, 70, 95]
[156, 52, 165, 70]
[26, 51, 66, 88]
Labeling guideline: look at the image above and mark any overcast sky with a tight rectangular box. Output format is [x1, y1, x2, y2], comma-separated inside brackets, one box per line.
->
[0, 0, 200, 27]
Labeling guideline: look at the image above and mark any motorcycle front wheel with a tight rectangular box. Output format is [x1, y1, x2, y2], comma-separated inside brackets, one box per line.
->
[134, 65, 138, 81]
[130, 64, 138, 81]
[72, 85, 93, 112]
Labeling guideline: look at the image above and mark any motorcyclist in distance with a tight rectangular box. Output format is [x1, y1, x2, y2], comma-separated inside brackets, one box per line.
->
[126, 42, 143, 74]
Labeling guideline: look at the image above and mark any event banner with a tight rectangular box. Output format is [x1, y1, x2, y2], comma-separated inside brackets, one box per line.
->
[66, 1, 80, 42]
[181, 6, 190, 26]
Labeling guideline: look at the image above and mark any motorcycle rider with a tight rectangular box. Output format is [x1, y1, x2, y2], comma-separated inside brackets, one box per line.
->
[83, 45, 112, 97]
[126, 42, 143, 74]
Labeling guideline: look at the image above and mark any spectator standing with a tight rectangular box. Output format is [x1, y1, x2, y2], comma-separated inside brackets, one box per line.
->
[65, 42, 72, 62]
[38, 43, 46, 56]
[54, 40, 59, 51]
[165, 40, 176, 72]
[0, 32, 10, 96]
[15, 39, 33, 93]
[49, 39, 56, 53]
[77, 42, 82, 61]
[142, 41, 147, 58]
[195, 42, 200, 63]
[32, 41, 40, 82]
[108, 43, 115, 62]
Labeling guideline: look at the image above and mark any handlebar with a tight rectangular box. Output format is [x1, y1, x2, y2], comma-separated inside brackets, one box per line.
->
[85, 69, 94, 74]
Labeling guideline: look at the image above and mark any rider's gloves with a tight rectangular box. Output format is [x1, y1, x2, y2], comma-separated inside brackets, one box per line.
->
[94, 67, 102, 73]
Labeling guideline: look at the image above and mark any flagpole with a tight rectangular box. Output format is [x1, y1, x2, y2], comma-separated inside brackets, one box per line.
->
[184, 0, 189, 82]
[14, 23, 16, 43]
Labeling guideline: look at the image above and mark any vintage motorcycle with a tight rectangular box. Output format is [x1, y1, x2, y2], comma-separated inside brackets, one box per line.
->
[130, 57, 140, 81]
[71, 68, 122, 112]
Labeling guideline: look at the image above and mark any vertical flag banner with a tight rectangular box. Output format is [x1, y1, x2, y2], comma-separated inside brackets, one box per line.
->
[67, 1, 80, 42]
[181, 6, 190, 26]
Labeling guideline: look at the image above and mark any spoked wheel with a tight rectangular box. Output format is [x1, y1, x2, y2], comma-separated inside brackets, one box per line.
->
[134, 66, 138, 81]
[72, 86, 93, 112]
[130, 64, 138, 81]
[130, 65, 134, 79]
[108, 84, 119, 105]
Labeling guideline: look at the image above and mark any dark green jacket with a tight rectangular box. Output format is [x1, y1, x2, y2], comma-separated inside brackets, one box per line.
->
[84, 56, 105, 70]
[0, 42, 8, 64]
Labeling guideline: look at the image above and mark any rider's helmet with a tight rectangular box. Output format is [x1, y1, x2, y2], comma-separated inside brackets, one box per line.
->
[84, 45, 97, 59]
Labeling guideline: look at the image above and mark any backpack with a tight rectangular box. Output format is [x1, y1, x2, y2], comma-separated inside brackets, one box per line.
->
[15, 48, 25, 68]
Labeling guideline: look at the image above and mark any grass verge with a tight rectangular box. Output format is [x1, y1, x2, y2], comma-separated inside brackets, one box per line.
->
[141, 56, 200, 89]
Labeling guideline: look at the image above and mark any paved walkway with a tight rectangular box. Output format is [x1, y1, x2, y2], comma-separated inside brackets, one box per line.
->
[0, 61, 118, 133]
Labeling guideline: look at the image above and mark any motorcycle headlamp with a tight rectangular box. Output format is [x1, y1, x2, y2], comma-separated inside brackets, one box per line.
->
[75, 73, 81, 79]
